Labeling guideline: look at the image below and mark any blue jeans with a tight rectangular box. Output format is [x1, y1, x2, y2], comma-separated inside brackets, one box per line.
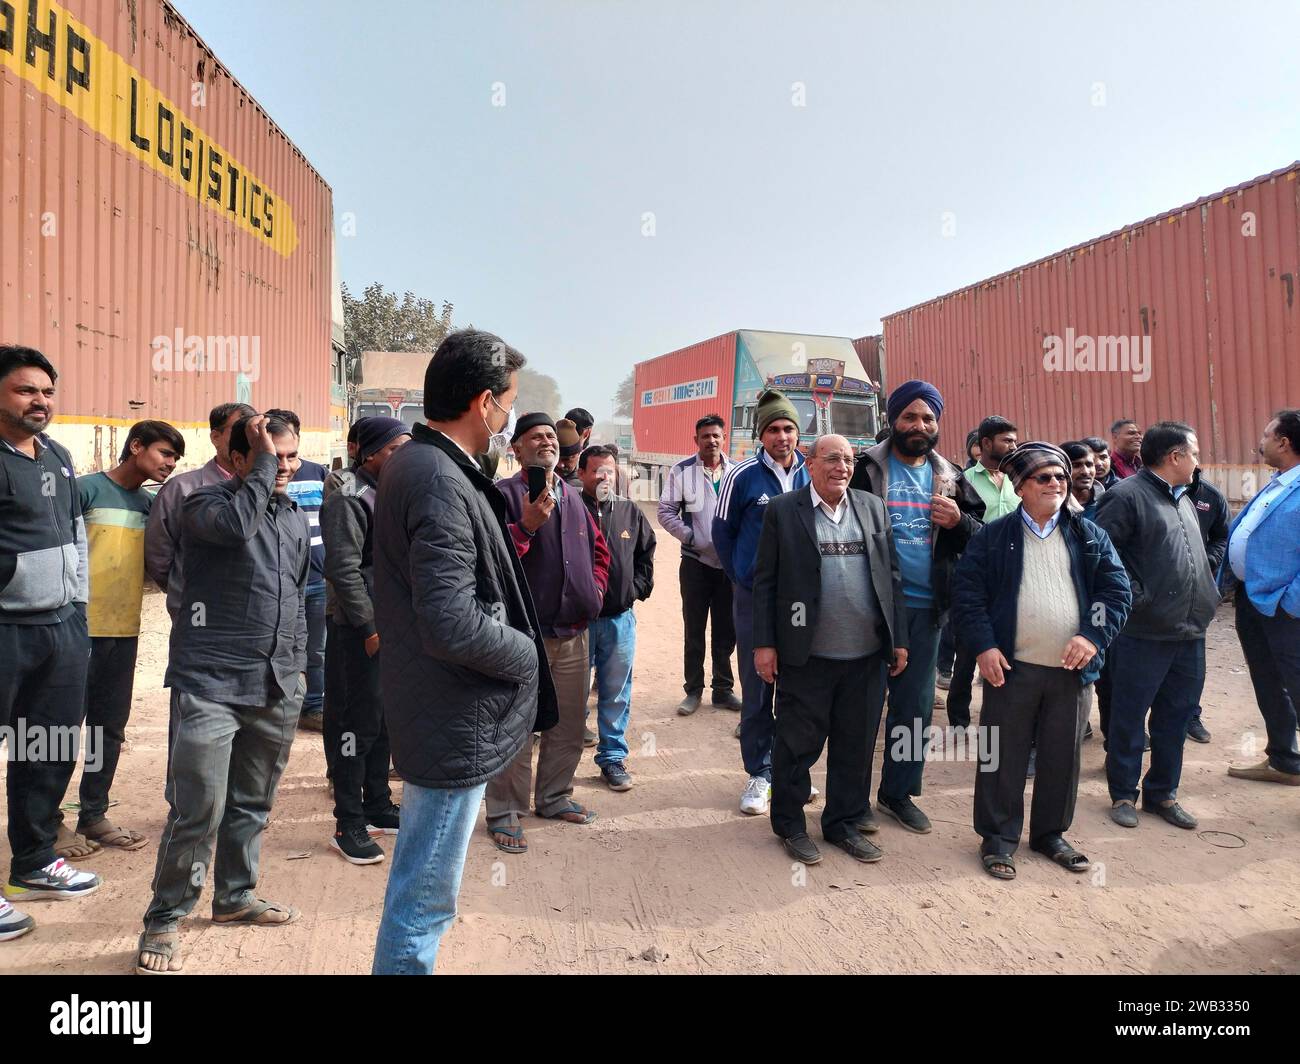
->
[877, 606, 941, 802]
[589, 610, 636, 768]
[733, 582, 774, 781]
[372, 780, 486, 975]
[1106, 634, 1205, 804]
[303, 580, 327, 715]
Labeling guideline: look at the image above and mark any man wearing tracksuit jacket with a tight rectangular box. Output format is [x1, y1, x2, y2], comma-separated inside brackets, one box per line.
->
[0, 347, 100, 943]
[580, 445, 656, 792]
[712, 389, 810, 817]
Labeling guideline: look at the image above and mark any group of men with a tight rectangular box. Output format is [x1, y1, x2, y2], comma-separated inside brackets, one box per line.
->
[1, 333, 1297, 973]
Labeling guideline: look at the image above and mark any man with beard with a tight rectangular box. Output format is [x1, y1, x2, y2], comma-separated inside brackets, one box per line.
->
[941, 416, 1019, 728]
[0, 346, 99, 945]
[490, 414, 610, 852]
[1110, 419, 1144, 479]
[556, 418, 585, 490]
[1083, 437, 1116, 490]
[849, 380, 984, 834]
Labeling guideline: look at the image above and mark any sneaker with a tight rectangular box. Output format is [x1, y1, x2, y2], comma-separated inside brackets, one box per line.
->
[298, 710, 324, 733]
[739, 775, 771, 816]
[0, 899, 34, 941]
[331, 825, 385, 865]
[1083, 721, 1094, 740]
[365, 805, 401, 836]
[600, 761, 633, 791]
[677, 693, 702, 716]
[583, 727, 598, 748]
[805, 784, 820, 805]
[936, 671, 952, 691]
[5, 858, 102, 901]
[877, 796, 932, 834]
[1187, 719, 1211, 744]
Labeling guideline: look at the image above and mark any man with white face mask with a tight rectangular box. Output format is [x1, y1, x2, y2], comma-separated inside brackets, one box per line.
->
[579, 445, 655, 791]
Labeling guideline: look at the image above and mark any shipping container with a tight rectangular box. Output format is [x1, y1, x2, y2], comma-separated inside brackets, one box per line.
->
[881, 163, 1300, 504]
[852, 334, 884, 393]
[0, 0, 342, 471]
[632, 329, 882, 495]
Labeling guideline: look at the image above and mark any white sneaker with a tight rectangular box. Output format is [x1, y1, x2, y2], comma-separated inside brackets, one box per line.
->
[0, 898, 34, 941]
[740, 775, 771, 816]
[4, 858, 102, 902]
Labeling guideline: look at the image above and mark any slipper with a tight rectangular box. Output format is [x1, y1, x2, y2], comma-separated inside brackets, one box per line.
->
[1032, 835, 1091, 872]
[540, 801, 597, 825]
[54, 823, 102, 860]
[82, 821, 149, 851]
[136, 931, 183, 975]
[488, 824, 528, 854]
[982, 853, 1016, 880]
[211, 898, 300, 925]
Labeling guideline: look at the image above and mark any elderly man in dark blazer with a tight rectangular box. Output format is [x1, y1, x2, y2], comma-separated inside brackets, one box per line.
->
[753, 435, 909, 865]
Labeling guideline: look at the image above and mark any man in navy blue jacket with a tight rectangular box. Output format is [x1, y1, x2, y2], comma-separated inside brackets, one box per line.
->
[952, 443, 1131, 880]
[712, 389, 809, 816]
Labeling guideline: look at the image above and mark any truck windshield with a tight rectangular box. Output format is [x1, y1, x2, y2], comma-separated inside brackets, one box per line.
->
[831, 400, 874, 439]
[356, 403, 392, 420]
[788, 398, 818, 434]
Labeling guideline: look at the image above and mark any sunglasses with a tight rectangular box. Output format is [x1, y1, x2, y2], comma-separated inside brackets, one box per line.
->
[1030, 472, 1070, 485]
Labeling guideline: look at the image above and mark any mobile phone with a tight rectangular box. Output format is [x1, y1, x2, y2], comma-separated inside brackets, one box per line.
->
[527, 465, 547, 503]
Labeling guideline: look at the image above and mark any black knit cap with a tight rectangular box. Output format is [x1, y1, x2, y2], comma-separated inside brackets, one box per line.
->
[511, 411, 556, 443]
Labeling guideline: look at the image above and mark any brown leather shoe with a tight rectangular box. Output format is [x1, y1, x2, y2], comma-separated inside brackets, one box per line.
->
[1227, 759, 1300, 785]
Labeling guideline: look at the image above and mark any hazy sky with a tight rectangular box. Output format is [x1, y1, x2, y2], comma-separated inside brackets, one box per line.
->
[183, 0, 1300, 421]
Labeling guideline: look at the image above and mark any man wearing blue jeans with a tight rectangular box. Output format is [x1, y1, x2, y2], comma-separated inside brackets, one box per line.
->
[580, 446, 656, 791]
[849, 381, 984, 834]
[371, 330, 556, 974]
[713, 389, 810, 817]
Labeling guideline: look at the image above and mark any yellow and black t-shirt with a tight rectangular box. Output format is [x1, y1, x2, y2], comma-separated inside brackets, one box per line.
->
[78, 472, 152, 637]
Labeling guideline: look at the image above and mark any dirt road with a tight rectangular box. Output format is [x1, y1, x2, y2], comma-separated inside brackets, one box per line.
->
[4, 508, 1299, 975]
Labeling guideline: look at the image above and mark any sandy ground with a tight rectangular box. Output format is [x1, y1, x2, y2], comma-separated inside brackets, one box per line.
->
[3, 504, 1299, 975]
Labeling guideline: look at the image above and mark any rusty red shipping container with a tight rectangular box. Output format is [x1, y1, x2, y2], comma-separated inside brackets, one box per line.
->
[881, 164, 1300, 504]
[633, 330, 738, 464]
[852, 334, 884, 391]
[0, 0, 337, 471]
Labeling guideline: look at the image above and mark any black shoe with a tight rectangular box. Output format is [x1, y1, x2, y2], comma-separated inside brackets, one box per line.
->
[832, 835, 883, 863]
[583, 727, 598, 748]
[855, 808, 879, 835]
[600, 761, 633, 791]
[298, 710, 324, 732]
[1187, 719, 1211, 744]
[331, 825, 384, 865]
[1141, 798, 1198, 830]
[711, 691, 743, 710]
[781, 833, 822, 864]
[1026, 747, 1037, 779]
[677, 693, 702, 716]
[365, 805, 400, 836]
[877, 796, 932, 834]
[1109, 800, 1139, 828]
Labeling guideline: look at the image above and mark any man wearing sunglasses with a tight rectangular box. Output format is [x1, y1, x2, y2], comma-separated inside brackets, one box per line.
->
[951, 443, 1131, 880]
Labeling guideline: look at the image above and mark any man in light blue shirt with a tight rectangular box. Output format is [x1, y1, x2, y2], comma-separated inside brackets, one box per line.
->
[1225, 410, 1300, 786]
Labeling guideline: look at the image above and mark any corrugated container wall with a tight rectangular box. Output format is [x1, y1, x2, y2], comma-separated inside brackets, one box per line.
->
[633, 331, 737, 461]
[851, 335, 883, 391]
[0, 0, 334, 470]
[881, 165, 1299, 504]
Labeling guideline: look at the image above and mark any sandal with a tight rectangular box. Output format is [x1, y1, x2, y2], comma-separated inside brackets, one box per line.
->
[982, 853, 1016, 880]
[540, 801, 597, 825]
[136, 931, 183, 975]
[488, 824, 528, 854]
[1032, 835, 1090, 872]
[54, 822, 102, 860]
[82, 821, 149, 851]
[211, 898, 300, 925]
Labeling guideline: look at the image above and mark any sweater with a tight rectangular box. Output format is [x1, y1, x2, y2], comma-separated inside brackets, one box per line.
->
[1013, 527, 1079, 667]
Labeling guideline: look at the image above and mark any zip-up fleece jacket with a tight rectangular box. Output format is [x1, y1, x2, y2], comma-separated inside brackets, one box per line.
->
[1093, 467, 1220, 641]
[849, 438, 985, 624]
[712, 450, 810, 591]
[657, 453, 732, 569]
[0, 434, 88, 623]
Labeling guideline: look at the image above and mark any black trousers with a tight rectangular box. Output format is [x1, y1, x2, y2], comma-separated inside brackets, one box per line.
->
[943, 635, 979, 727]
[1096, 657, 1113, 739]
[77, 635, 138, 827]
[0, 614, 89, 875]
[679, 555, 736, 697]
[323, 619, 344, 780]
[771, 653, 887, 842]
[330, 622, 393, 829]
[974, 660, 1085, 856]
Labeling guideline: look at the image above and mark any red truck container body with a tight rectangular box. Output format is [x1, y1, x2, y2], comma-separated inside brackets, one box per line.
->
[881, 164, 1300, 504]
[633, 331, 738, 467]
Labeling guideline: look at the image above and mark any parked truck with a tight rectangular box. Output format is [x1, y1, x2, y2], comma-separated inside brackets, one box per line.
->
[0, 0, 345, 470]
[631, 330, 881, 496]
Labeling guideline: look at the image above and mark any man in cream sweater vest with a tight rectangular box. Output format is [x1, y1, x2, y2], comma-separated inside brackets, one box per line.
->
[951, 443, 1132, 881]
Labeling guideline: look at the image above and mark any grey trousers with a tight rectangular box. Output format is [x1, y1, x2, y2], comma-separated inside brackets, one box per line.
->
[143, 680, 302, 931]
[486, 632, 590, 827]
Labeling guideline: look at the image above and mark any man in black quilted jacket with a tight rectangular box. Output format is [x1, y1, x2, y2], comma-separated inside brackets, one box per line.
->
[371, 329, 556, 975]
